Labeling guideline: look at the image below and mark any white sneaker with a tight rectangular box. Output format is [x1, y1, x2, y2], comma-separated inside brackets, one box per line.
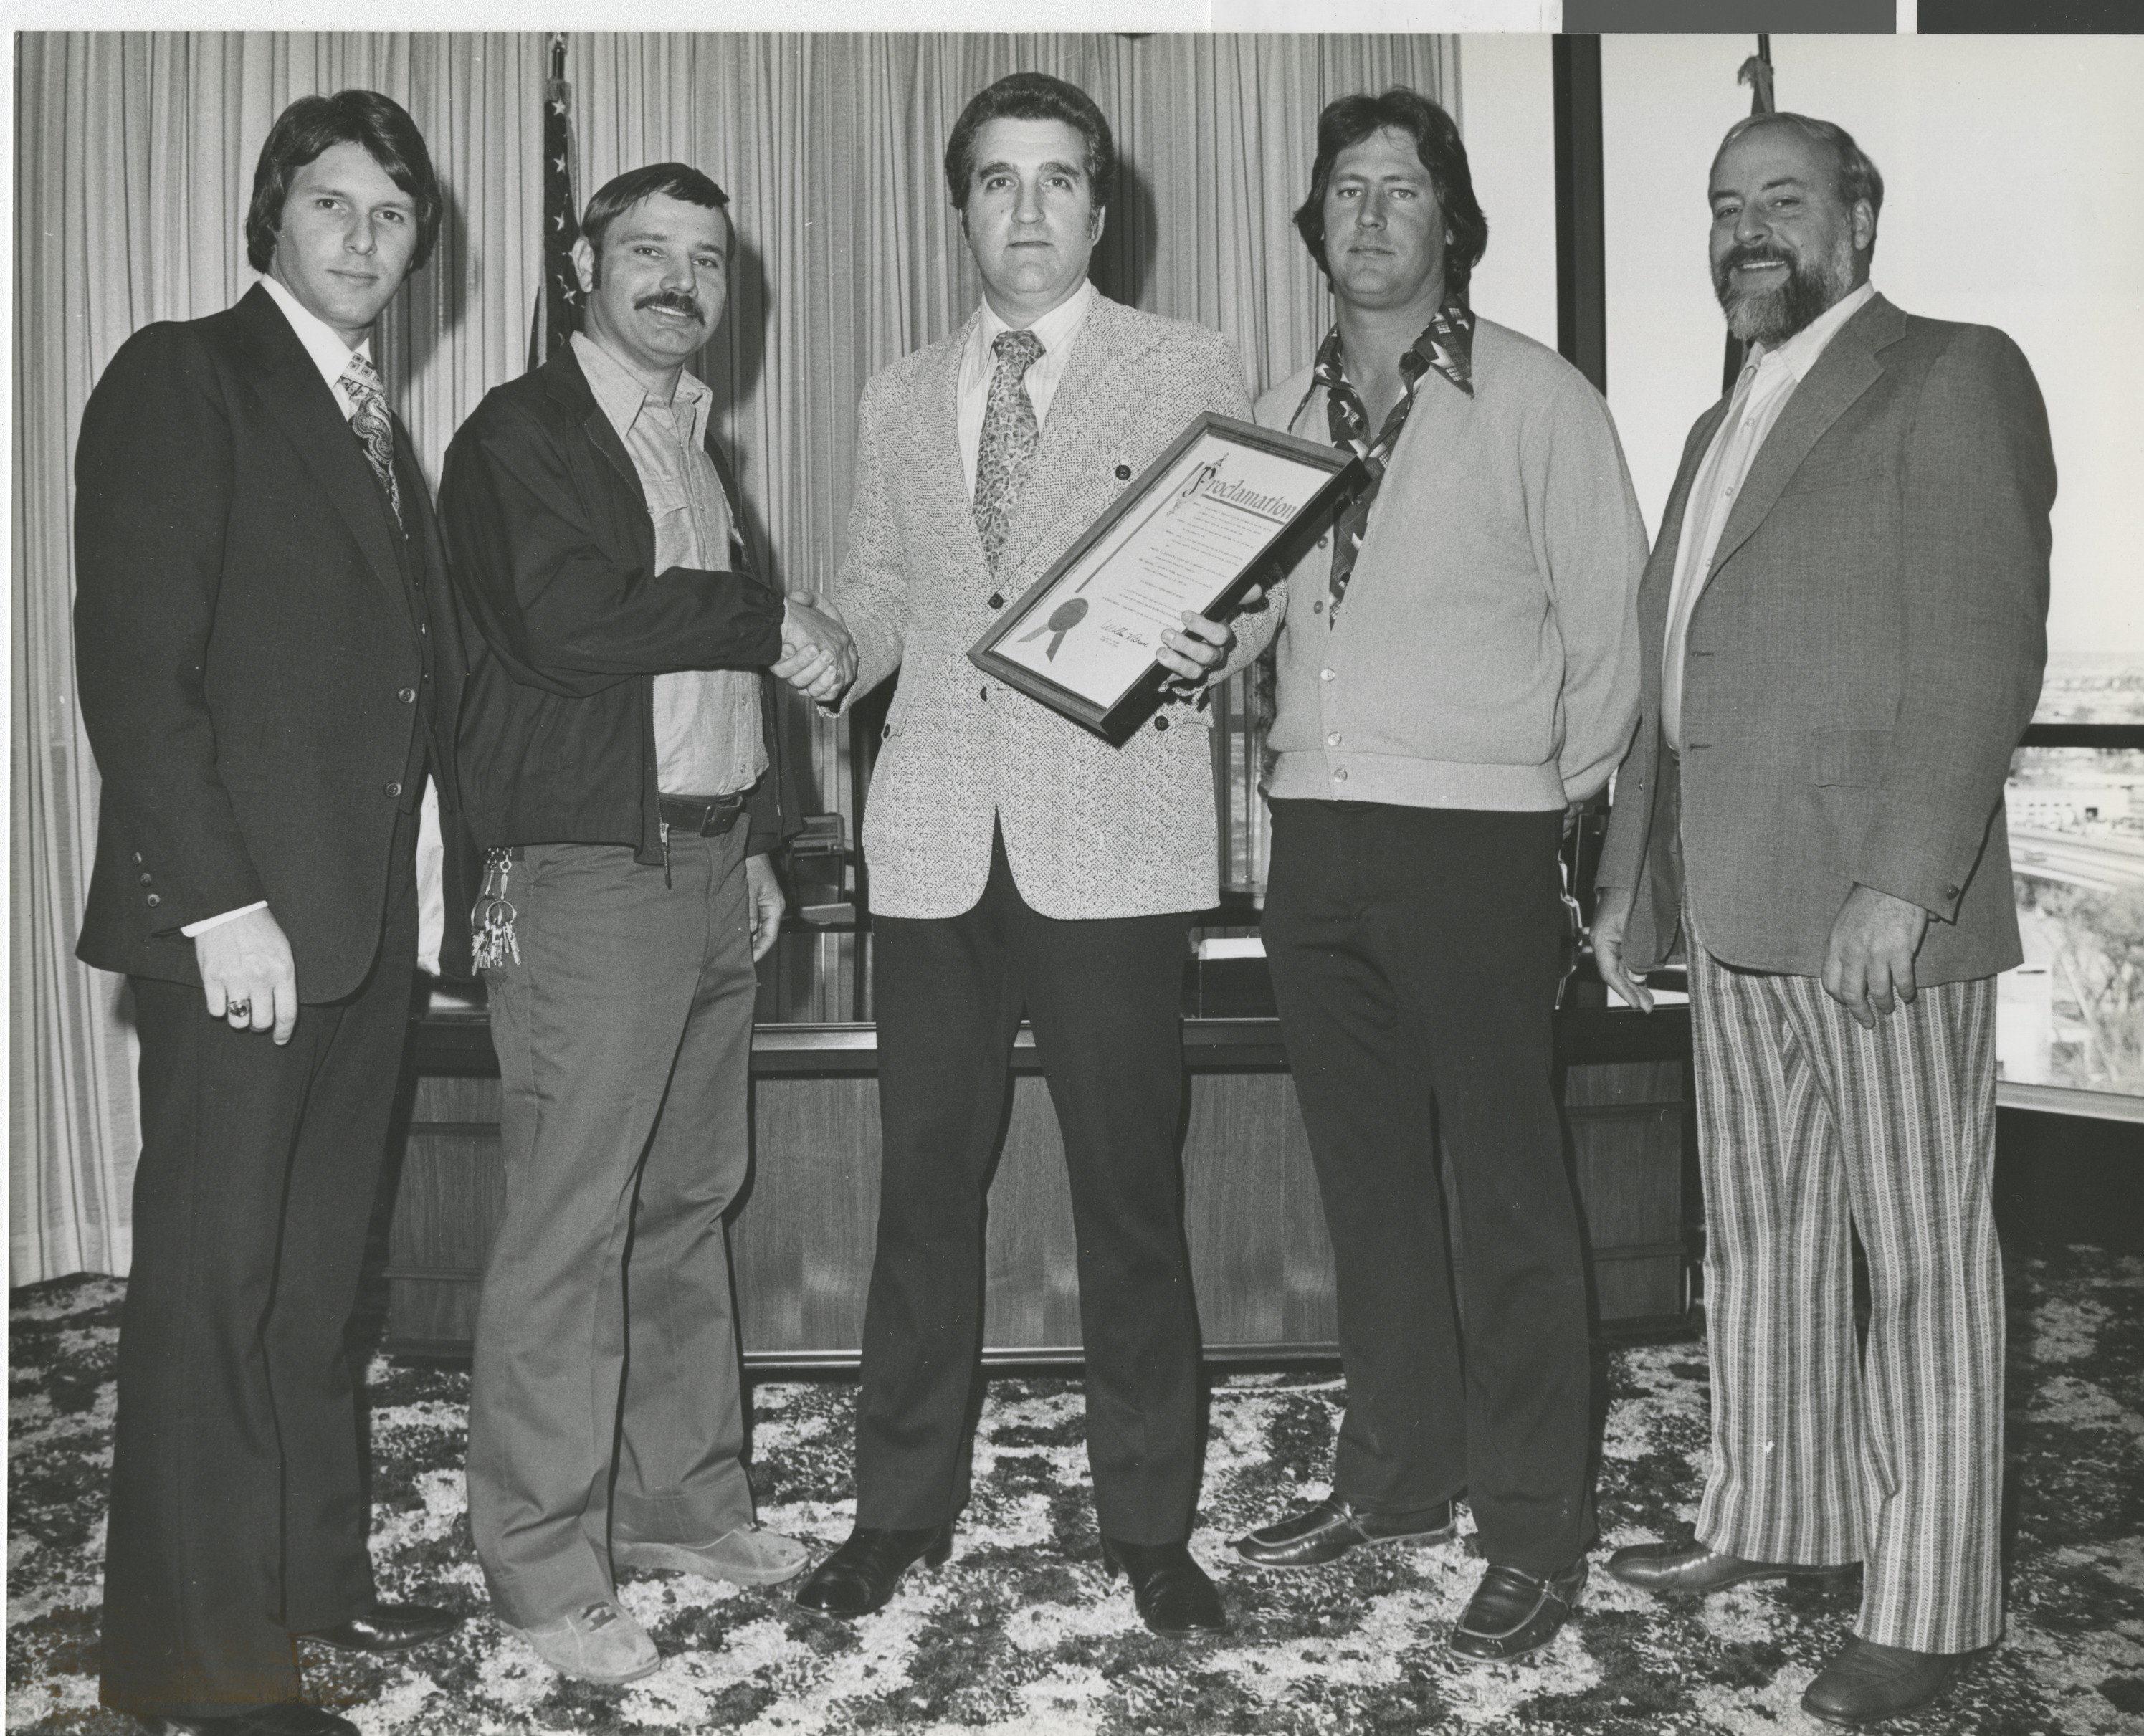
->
[508, 1599, 659, 1682]
[614, 1524, 811, 1586]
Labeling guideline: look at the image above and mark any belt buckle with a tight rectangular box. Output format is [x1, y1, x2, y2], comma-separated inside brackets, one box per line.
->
[661, 792, 745, 836]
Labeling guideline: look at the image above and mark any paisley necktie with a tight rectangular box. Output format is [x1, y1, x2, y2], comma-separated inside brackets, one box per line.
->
[972, 328, 1046, 573]
[339, 352, 404, 528]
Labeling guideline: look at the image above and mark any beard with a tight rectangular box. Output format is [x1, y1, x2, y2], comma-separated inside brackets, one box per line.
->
[1714, 232, 1856, 346]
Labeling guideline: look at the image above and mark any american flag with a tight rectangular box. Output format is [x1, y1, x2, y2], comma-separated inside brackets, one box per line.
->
[528, 34, 581, 370]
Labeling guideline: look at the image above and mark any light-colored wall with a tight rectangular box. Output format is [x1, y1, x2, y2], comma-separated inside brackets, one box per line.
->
[1601, 33, 2144, 661]
[1457, 32, 1560, 354]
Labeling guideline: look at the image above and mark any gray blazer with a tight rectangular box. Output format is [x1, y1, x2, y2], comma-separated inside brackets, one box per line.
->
[833, 292, 1263, 921]
[1596, 294, 2054, 984]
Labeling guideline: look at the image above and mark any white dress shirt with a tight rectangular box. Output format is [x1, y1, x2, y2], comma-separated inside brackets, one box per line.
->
[183, 277, 383, 941]
[1661, 280, 1877, 749]
[956, 277, 1095, 496]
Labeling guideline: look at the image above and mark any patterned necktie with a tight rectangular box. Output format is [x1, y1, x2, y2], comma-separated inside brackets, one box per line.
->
[972, 328, 1046, 573]
[338, 352, 403, 528]
[1315, 301, 1474, 619]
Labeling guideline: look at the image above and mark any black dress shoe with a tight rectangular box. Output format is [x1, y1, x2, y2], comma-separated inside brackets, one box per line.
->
[1608, 1537, 1853, 1596]
[1448, 1558, 1588, 1663]
[138, 1704, 360, 1736]
[301, 1601, 463, 1653]
[1801, 1636, 1970, 1726]
[1100, 1537, 1227, 1636]
[1234, 1494, 1455, 1568]
[792, 1523, 952, 1618]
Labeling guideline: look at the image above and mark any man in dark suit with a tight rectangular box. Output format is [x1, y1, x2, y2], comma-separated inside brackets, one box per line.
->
[74, 91, 471, 1736]
[1593, 113, 2053, 1727]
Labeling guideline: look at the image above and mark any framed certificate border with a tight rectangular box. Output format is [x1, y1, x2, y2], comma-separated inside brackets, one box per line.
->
[967, 413, 1366, 747]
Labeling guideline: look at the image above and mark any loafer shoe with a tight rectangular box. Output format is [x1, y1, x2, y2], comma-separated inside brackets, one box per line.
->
[301, 1601, 463, 1653]
[1100, 1537, 1228, 1636]
[1449, 1558, 1587, 1664]
[138, 1707, 359, 1736]
[1801, 1636, 1969, 1726]
[792, 1523, 952, 1618]
[507, 1598, 659, 1683]
[1234, 1494, 1455, 1568]
[1608, 1537, 1853, 1596]
[616, 1524, 810, 1586]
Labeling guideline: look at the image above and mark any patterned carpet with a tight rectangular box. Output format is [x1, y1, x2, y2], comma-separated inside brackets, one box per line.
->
[9, 1246, 2144, 1735]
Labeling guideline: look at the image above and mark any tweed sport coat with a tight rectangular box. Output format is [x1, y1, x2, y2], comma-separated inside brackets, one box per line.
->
[1596, 294, 2054, 986]
[832, 292, 1266, 921]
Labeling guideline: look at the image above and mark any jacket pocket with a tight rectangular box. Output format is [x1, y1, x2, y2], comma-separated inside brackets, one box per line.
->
[1811, 728, 1891, 788]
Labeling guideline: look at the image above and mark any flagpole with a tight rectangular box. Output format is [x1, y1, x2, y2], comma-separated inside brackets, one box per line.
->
[529, 33, 581, 372]
[1721, 35, 1776, 398]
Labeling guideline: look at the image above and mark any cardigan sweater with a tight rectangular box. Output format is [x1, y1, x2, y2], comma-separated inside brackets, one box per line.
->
[1255, 316, 1647, 811]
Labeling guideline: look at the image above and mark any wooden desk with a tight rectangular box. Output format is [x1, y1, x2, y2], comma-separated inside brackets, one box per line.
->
[385, 1008, 1693, 1365]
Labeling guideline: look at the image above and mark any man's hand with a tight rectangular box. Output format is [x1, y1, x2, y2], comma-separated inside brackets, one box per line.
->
[773, 590, 855, 705]
[1822, 882, 1930, 1030]
[194, 907, 299, 1044]
[1156, 593, 1252, 695]
[744, 851, 785, 963]
[1591, 884, 1654, 1014]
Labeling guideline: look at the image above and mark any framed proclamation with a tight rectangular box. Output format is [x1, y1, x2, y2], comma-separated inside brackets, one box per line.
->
[968, 414, 1366, 745]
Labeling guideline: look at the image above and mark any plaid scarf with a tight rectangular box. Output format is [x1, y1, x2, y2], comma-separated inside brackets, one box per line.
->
[1314, 302, 1474, 619]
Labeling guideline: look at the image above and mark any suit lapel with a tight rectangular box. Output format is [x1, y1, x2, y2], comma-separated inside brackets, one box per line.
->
[1639, 399, 1733, 659]
[1705, 295, 1895, 577]
[235, 286, 406, 616]
[996, 293, 1145, 576]
[924, 312, 979, 550]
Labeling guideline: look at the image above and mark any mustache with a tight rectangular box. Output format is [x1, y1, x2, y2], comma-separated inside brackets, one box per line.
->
[634, 290, 707, 321]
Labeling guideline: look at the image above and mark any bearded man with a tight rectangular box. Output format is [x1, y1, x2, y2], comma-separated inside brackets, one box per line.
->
[1592, 113, 2053, 1728]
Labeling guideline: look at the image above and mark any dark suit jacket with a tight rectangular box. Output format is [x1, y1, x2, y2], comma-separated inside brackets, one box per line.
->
[74, 282, 475, 998]
[440, 341, 797, 864]
[1596, 295, 2054, 985]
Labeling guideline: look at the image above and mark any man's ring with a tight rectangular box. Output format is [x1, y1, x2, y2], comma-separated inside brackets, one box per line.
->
[227, 998, 251, 1021]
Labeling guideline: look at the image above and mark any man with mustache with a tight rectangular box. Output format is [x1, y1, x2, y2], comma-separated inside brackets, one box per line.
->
[1593, 113, 2052, 1726]
[1228, 87, 1645, 1665]
[441, 163, 839, 1682]
[784, 72, 1258, 1637]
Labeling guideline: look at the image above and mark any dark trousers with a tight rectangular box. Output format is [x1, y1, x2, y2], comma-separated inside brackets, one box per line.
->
[101, 814, 417, 1717]
[856, 829, 1200, 1543]
[1261, 799, 1592, 1576]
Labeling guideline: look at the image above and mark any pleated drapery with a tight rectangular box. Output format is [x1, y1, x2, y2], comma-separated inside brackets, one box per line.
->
[12, 32, 1459, 1284]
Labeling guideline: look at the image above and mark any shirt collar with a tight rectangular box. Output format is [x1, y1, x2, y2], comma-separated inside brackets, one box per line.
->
[1313, 298, 1477, 404]
[573, 330, 711, 446]
[1750, 280, 1877, 384]
[258, 272, 370, 394]
[977, 277, 1095, 358]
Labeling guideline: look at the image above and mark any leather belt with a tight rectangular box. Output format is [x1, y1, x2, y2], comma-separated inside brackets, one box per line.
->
[658, 792, 748, 836]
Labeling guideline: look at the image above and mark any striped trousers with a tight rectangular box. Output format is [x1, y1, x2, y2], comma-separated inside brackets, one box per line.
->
[1687, 925, 2004, 1654]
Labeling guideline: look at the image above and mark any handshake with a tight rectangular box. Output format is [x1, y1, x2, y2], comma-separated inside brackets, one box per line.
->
[773, 588, 856, 705]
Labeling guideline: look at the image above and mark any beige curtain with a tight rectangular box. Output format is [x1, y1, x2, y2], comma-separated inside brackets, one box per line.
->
[11, 31, 1456, 1283]
[11, 32, 551, 1284]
